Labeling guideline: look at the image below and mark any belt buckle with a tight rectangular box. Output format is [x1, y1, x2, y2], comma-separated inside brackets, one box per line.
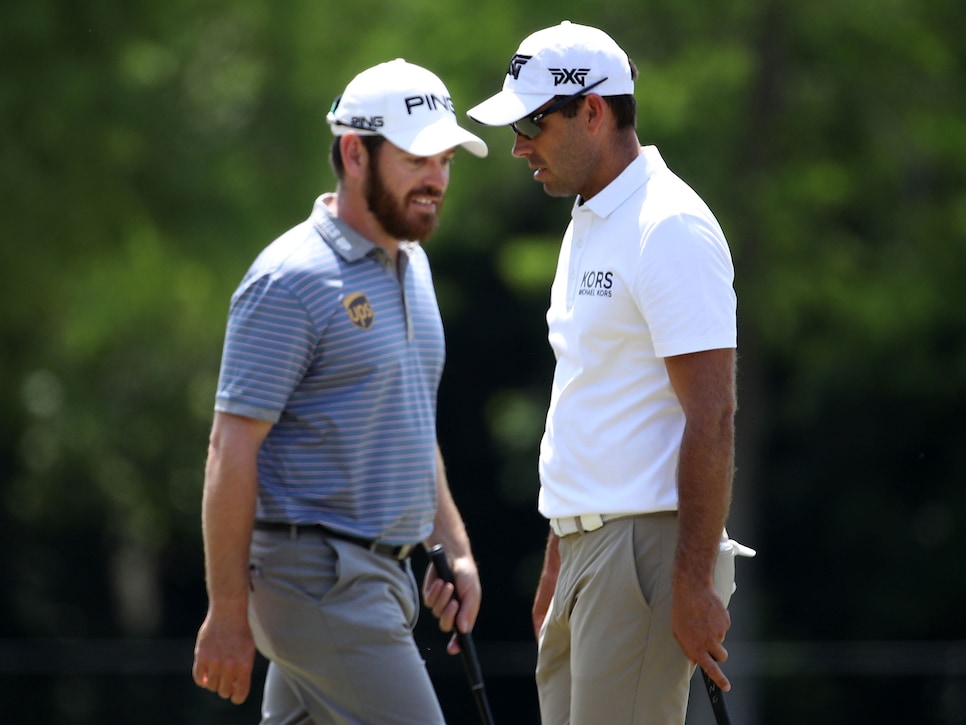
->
[369, 540, 414, 561]
[558, 517, 580, 537]
[552, 514, 606, 537]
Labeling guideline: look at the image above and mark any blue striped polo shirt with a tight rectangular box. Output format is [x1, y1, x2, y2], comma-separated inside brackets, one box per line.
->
[214, 194, 445, 544]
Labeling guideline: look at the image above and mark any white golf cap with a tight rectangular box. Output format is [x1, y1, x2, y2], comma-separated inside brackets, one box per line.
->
[327, 58, 488, 158]
[467, 21, 634, 127]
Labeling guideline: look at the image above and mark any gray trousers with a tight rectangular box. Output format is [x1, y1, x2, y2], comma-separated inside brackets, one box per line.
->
[536, 513, 737, 725]
[248, 526, 444, 725]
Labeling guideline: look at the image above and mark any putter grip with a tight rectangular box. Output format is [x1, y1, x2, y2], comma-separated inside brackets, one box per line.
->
[428, 545, 495, 725]
[702, 668, 733, 725]
[427, 545, 485, 687]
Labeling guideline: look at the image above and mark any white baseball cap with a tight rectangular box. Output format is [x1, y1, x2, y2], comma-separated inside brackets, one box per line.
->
[467, 21, 634, 127]
[327, 58, 488, 158]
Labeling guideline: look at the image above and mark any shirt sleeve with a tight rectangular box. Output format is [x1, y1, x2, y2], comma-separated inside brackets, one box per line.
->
[214, 272, 318, 422]
[634, 213, 737, 358]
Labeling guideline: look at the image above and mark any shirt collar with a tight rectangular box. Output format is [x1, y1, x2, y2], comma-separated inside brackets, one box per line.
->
[310, 193, 378, 262]
[574, 145, 668, 219]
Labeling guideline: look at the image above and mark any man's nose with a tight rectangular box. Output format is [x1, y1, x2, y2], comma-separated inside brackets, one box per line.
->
[423, 158, 450, 188]
[511, 133, 533, 158]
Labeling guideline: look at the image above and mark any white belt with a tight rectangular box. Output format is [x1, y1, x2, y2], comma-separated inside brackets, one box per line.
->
[550, 513, 626, 537]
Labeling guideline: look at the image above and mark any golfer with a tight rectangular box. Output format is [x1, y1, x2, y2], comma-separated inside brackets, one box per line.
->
[192, 58, 488, 724]
[468, 21, 752, 724]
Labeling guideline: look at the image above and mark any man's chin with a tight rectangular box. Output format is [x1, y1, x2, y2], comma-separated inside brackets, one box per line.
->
[541, 183, 572, 199]
[407, 214, 439, 242]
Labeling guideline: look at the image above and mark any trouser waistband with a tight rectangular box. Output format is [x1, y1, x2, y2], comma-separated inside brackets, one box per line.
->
[549, 513, 633, 537]
[253, 521, 416, 561]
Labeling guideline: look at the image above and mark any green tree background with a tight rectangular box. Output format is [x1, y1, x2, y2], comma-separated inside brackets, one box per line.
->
[2, 0, 964, 723]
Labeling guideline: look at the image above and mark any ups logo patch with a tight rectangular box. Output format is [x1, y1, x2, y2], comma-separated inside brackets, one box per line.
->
[343, 292, 375, 330]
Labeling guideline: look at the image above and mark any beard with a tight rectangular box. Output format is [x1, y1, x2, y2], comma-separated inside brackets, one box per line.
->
[365, 158, 443, 243]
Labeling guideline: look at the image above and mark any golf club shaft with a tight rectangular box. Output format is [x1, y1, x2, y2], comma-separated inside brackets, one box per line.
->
[702, 668, 732, 725]
[427, 545, 495, 725]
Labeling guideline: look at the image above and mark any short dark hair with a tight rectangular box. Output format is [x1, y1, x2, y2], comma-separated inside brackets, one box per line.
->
[558, 93, 637, 130]
[558, 58, 638, 130]
[329, 135, 387, 179]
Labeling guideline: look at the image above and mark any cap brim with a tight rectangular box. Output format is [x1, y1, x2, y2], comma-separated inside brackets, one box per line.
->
[385, 117, 488, 158]
[466, 90, 554, 127]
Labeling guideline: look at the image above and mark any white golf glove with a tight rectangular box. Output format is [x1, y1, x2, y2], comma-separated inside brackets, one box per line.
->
[714, 537, 757, 607]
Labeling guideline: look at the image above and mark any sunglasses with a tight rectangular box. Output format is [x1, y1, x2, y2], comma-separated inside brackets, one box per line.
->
[510, 77, 608, 139]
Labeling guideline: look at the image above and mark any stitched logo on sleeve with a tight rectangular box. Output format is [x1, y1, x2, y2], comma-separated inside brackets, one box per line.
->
[343, 292, 375, 329]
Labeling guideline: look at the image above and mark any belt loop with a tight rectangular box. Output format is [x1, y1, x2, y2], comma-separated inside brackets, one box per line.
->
[289, 524, 298, 541]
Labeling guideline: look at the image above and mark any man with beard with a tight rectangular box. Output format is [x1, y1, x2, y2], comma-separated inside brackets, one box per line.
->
[192, 59, 488, 724]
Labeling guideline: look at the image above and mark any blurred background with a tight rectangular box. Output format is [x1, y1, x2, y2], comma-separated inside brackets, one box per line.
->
[2, 0, 964, 723]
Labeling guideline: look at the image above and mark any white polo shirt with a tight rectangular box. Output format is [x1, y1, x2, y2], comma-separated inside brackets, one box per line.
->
[538, 146, 736, 518]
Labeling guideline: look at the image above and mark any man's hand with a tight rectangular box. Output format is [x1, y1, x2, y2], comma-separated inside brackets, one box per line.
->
[192, 609, 257, 704]
[671, 577, 732, 691]
[422, 554, 481, 655]
[532, 532, 560, 640]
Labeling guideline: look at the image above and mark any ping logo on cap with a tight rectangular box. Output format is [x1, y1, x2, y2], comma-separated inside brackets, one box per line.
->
[350, 116, 384, 130]
[404, 93, 456, 115]
[343, 292, 375, 330]
[508, 54, 532, 79]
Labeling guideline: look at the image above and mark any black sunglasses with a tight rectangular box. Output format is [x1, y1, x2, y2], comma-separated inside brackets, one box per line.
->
[510, 77, 608, 139]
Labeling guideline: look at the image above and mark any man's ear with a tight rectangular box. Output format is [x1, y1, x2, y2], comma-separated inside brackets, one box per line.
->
[340, 133, 368, 177]
[583, 93, 608, 135]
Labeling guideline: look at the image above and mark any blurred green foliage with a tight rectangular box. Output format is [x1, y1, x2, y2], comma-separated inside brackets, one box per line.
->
[2, 0, 965, 722]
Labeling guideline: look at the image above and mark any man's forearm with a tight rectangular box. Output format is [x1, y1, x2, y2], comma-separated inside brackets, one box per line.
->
[664, 348, 737, 586]
[201, 418, 263, 614]
[673, 412, 734, 586]
[202, 479, 256, 612]
[426, 444, 472, 558]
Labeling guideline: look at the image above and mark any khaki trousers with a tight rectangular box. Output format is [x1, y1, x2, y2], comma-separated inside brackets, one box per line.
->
[536, 513, 736, 725]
